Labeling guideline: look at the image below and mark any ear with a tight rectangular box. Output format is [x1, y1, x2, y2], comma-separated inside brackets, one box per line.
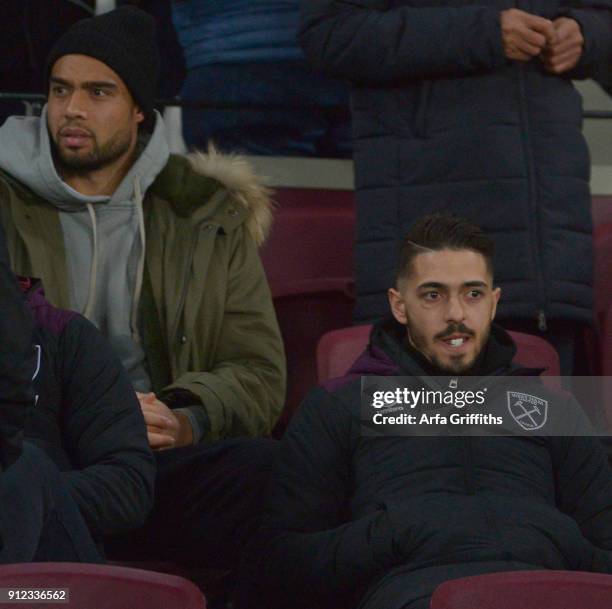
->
[133, 105, 145, 125]
[388, 287, 408, 325]
[490, 286, 501, 320]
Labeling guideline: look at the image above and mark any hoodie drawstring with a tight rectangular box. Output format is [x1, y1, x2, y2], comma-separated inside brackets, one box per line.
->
[83, 203, 99, 320]
[83, 180, 145, 346]
[131, 177, 146, 344]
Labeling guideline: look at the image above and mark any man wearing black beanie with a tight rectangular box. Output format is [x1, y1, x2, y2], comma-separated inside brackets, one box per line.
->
[0, 4, 285, 595]
[45, 5, 159, 129]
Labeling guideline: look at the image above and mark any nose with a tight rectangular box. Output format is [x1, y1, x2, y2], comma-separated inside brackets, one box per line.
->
[444, 293, 466, 324]
[64, 90, 87, 120]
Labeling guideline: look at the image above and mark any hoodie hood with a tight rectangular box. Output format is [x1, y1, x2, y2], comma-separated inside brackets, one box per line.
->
[0, 105, 169, 209]
[146, 144, 274, 247]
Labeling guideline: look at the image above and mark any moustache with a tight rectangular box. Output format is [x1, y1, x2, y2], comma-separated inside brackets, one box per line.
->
[435, 323, 475, 341]
[58, 124, 94, 137]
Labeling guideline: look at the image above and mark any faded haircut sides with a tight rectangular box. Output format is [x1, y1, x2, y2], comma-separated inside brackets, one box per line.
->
[395, 213, 495, 287]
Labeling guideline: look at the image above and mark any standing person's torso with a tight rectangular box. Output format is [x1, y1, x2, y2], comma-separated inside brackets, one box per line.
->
[347, 0, 591, 326]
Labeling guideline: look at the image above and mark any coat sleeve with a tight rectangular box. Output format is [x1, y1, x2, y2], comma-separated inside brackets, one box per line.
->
[160, 226, 286, 442]
[298, 0, 507, 83]
[552, 397, 612, 558]
[59, 316, 156, 540]
[0, 219, 34, 470]
[559, 0, 612, 81]
[248, 386, 402, 609]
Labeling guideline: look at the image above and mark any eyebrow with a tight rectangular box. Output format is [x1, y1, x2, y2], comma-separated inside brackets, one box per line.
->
[49, 77, 118, 90]
[417, 280, 489, 290]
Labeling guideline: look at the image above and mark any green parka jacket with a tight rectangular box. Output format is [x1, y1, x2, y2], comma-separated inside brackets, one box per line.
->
[0, 149, 286, 442]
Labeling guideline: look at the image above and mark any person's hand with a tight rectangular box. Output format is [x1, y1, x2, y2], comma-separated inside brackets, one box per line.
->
[500, 9, 556, 62]
[541, 17, 584, 74]
[136, 391, 194, 450]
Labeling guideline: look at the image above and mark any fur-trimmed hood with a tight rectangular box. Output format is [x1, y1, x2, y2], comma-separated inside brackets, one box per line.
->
[187, 146, 273, 247]
[150, 145, 274, 248]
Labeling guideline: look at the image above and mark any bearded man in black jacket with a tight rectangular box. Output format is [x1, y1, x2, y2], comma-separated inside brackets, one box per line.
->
[239, 213, 612, 609]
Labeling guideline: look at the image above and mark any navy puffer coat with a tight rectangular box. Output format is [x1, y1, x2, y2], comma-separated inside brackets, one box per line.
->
[299, 0, 612, 325]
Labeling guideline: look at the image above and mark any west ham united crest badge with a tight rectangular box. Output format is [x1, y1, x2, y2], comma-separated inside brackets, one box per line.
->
[507, 391, 548, 431]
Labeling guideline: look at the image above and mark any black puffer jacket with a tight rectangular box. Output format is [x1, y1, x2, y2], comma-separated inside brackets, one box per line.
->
[299, 0, 612, 325]
[250, 320, 612, 609]
[0, 221, 33, 469]
[22, 280, 155, 541]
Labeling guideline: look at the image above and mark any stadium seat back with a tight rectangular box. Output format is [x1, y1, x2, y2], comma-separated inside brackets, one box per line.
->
[594, 223, 612, 322]
[260, 187, 355, 297]
[430, 570, 612, 609]
[317, 324, 371, 381]
[593, 223, 612, 378]
[0, 563, 206, 609]
[592, 195, 612, 229]
[261, 187, 357, 435]
[508, 331, 561, 375]
[272, 287, 355, 436]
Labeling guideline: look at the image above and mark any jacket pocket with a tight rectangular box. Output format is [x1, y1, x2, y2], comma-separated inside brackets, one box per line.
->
[500, 501, 596, 571]
[383, 500, 424, 561]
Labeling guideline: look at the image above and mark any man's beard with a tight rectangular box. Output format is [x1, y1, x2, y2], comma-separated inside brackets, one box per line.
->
[407, 317, 488, 374]
[52, 126, 132, 174]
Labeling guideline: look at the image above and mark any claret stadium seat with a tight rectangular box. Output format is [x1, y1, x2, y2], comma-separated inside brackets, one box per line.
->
[260, 187, 356, 434]
[429, 570, 612, 609]
[0, 563, 206, 609]
[595, 224, 612, 374]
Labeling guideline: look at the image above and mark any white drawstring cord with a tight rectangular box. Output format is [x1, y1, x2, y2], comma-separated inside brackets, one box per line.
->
[82, 202, 98, 320]
[130, 177, 146, 343]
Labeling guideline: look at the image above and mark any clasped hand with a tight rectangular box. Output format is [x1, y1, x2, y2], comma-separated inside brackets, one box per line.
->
[136, 391, 194, 450]
[501, 9, 584, 74]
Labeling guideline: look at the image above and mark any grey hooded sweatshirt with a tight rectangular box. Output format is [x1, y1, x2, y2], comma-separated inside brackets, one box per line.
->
[0, 106, 170, 392]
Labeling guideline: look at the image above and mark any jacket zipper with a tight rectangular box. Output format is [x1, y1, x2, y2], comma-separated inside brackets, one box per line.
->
[517, 65, 548, 332]
[169, 227, 203, 344]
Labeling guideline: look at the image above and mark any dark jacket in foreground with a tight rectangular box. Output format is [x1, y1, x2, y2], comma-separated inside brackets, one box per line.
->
[252, 320, 612, 609]
[22, 280, 155, 540]
[299, 0, 612, 325]
[0, 221, 33, 469]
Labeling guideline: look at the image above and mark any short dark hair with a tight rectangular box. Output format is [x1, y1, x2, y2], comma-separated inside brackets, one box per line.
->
[395, 213, 495, 285]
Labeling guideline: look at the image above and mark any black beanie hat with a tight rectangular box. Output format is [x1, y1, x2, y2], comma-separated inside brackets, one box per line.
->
[46, 6, 159, 124]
